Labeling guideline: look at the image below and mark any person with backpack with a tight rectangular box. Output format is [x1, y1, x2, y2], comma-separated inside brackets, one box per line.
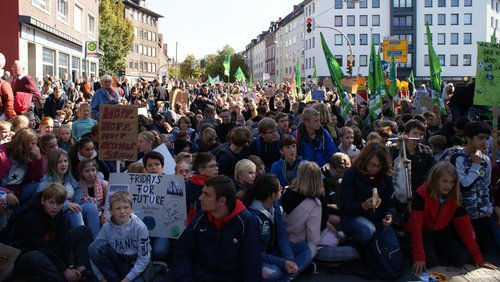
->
[406, 162, 496, 276]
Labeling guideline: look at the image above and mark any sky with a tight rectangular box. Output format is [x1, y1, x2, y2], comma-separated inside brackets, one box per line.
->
[146, 0, 300, 62]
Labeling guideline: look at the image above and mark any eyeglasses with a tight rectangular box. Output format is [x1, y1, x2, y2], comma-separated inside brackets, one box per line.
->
[367, 161, 382, 169]
[264, 129, 278, 134]
[202, 164, 218, 169]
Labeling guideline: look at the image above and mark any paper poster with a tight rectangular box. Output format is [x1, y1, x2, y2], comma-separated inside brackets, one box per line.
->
[98, 105, 138, 161]
[474, 41, 500, 107]
[106, 173, 187, 239]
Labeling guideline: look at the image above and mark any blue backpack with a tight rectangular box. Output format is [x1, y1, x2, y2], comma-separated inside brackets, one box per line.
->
[364, 230, 404, 280]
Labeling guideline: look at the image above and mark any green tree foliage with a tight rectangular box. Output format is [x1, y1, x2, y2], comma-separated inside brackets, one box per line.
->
[202, 45, 247, 82]
[179, 55, 202, 79]
[98, 0, 134, 76]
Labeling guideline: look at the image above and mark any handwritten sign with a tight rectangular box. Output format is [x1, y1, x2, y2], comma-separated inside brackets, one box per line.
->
[98, 104, 138, 161]
[427, 265, 500, 282]
[106, 173, 187, 239]
[474, 42, 500, 107]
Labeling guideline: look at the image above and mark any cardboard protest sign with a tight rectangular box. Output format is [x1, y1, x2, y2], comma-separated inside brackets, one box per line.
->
[416, 95, 434, 113]
[98, 104, 138, 161]
[474, 41, 500, 107]
[106, 173, 187, 239]
[0, 243, 20, 281]
[170, 89, 189, 110]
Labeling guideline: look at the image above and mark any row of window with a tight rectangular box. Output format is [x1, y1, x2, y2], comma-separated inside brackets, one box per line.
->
[424, 13, 472, 25]
[334, 34, 381, 46]
[335, 0, 380, 9]
[134, 27, 157, 43]
[424, 54, 472, 66]
[425, 0, 473, 7]
[334, 15, 381, 27]
[492, 0, 500, 12]
[127, 8, 157, 27]
[42, 47, 96, 79]
[33, 0, 96, 38]
[426, 32, 473, 45]
[128, 60, 157, 73]
[132, 44, 157, 58]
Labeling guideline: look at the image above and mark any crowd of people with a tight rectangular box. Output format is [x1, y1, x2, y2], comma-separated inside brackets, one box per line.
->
[0, 60, 499, 282]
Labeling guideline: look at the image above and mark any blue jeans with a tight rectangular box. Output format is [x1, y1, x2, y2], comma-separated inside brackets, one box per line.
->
[151, 237, 170, 262]
[263, 241, 311, 282]
[19, 182, 39, 204]
[89, 240, 145, 282]
[66, 201, 100, 239]
[340, 216, 377, 244]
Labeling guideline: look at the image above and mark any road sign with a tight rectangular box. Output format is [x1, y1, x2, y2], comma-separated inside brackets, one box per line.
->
[383, 39, 407, 63]
[191, 61, 196, 69]
[381, 60, 389, 71]
[348, 55, 354, 62]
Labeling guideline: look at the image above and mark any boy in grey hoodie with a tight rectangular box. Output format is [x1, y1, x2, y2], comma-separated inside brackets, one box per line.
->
[89, 191, 152, 282]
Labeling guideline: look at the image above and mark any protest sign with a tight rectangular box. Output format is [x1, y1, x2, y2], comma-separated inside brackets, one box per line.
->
[0, 243, 20, 281]
[474, 42, 500, 107]
[106, 173, 187, 239]
[99, 104, 138, 161]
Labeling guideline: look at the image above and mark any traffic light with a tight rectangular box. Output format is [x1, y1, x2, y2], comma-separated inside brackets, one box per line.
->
[200, 59, 206, 68]
[117, 67, 125, 77]
[306, 18, 313, 33]
[347, 61, 353, 76]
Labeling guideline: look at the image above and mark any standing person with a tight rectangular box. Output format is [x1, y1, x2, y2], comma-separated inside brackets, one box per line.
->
[10, 60, 41, 115]
[10, 183, 93, 282]
[0, 75, 16, 120]
[244, 174, 310, 281]
[452, 121, 493, 253]
[406, 162, 496, 276]
[90, 75, 120, 119]
[173, 175, 262, 282]
[152, 78, 168, 102]
[292, 108, 337, 167]
[89, 191, 154, 282]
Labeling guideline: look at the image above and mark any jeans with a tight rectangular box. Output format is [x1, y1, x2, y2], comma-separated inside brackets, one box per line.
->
[315, 245, 360, 262]
[340, 216, 377, 244]
[66, 201, 100, 239]
[151, 237, 170, 262]
[14, 226, 92, 281]
[89, 240, 145, 282]
[263, 241, 311, 282]
[19, 182, 39, 204]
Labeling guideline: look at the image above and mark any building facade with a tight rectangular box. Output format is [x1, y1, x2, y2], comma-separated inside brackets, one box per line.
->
[123, 0, 163, 83]
[0, 0, 100, 82]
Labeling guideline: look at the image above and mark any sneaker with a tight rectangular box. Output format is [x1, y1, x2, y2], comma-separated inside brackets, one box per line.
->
[302, 262, 318, 276]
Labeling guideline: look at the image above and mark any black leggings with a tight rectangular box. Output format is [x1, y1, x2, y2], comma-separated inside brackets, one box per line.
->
[423, 226, 470, 268]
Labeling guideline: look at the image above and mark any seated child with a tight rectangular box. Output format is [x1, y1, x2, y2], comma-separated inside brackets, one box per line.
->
[234, 159, 256, 199]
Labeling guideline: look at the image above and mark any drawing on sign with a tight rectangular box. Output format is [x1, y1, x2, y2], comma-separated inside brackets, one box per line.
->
[167, 180, 184, 197]
[474, 42, 500, 107]
[162, 201, 183, 225]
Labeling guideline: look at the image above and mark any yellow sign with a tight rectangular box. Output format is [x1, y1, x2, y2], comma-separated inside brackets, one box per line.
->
[383, 40, 408, 64]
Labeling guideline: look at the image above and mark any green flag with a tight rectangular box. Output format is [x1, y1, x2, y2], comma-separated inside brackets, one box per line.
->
[368, 39, 382, 119]
[426, 23, 446, 115]
[375, 50, 386, 98]
[234, 66, 244, 82]
[295, 59, 302, 95]
[248, 74, 253, 88]
[208, 75, 214, 85]
[492, 27, 497, 43]
[408, 70, 416, 97]
[312, 65, 318, 85]
[319, 32, 352, 117]
[389, 54, 400, 104]
[223, 54, 231, 78]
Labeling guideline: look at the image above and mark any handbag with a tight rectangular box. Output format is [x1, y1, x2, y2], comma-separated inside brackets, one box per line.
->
[392, 141, 412, 203]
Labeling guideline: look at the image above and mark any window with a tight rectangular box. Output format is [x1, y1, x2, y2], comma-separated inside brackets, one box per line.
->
[134, 43, 138, 53]
[347, 0, 355, 8]
[71, 56, 79, 81]
[438, 54, 445, 66]
[335, 0, 342, 8]
[393, 16, 412, 26]
[438, 14, 446, 25]
[396, 34, 413, 47]
[42, 47, 55, 76]
[372, 0, 380, 8]
[464, 13, 472, 25]
[74, 5, 83, 32]
[58, 52, 69, 79]
[335, 34, 343, 45]
[451, 0, 459, 6]
[129, 60, 133, 69]
[312, 3, 315, 13]
[438, 33, 446, 44]
[451, 33, 458, 44]
[360, 0, 367, 8]
[57, 0, 68, 22]
[464, 0, 472, 6]
[139, 45, 143, 54]
[425, 14, 432, 25]
[360, 34, 368, 45]
[424, 55, 430, 66]
[372, 15, 380, 26]
[335, 16, 343, 26]
[450, 54, 458, 66]
[347, 34, 355, 45]
[312, 36, 315, 48]
[451, 14, 458, 25]
[463, 54, 471, 66]
[32, 0, 48, 11]
[360, 55, 368, 66]
[134, 61, 138, 70]
[88, 15, 95, 37]
[438, 0, 446, 7]
[140, 61, 143, 72]
[347, 15, 355, 26]
[464, 33, 472, 44]
[360, 15, 368, 26]
[425, 0, 432, 7]
[335, 55, 343, 67]
[393, 0, 412, 7]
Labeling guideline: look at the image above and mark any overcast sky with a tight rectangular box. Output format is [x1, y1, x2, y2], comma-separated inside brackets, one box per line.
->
[147, 0, 299, 61]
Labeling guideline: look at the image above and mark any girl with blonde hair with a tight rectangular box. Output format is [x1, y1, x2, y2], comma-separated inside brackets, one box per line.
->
[234, 159, 256, 199]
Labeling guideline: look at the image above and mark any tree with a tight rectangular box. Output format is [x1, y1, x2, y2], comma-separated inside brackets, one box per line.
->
[98, 0, 134, 76]
[203, 45, 247, 83]
[179, 55, 202, 79]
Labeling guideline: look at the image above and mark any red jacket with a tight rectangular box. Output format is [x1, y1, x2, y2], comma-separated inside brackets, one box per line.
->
[0, 79, 16, 119]
[405, 184, 484, 264]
